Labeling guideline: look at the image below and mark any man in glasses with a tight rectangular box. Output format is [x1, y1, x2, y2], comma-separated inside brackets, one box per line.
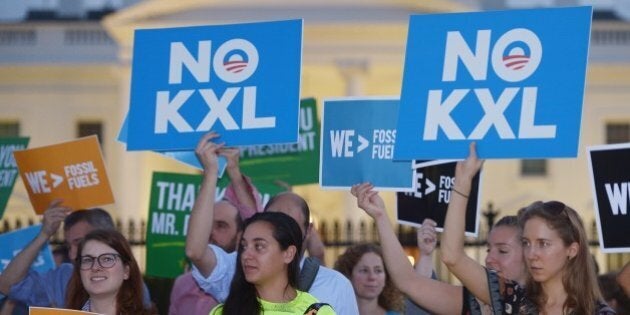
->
[0, 204, 151, 308]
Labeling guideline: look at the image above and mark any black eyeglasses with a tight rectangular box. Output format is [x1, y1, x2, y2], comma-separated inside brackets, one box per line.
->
[78, 253, 122, 270]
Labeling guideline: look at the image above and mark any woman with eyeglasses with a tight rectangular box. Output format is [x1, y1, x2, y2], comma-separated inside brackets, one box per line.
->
[440, 142, 615, 314]
[66, 229, 157, 314]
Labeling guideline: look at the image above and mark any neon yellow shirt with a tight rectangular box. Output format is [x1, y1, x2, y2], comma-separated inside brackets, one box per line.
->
[209, 290, 336, 314]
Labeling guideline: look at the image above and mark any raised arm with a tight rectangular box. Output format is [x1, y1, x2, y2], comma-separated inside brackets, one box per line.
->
[440, 142, 491, 304]
[220, 147, 262, 218]
[415, 218, 437, 278]
[185, 132, 222, 277]
[351, 183, 462, 315]
[0, 200, 69, 294]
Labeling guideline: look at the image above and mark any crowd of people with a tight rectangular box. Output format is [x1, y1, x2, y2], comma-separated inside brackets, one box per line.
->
[0, 135, 629, 314]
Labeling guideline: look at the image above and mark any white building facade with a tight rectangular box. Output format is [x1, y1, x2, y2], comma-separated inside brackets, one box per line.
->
[1, 0, 629, 269]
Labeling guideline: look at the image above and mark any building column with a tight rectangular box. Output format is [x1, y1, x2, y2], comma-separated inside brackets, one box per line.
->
[109, 44, 147, 224]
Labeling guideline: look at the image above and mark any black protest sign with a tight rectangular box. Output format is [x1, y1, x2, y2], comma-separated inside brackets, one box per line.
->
[588, 144, 630, 253]
[397, 160, 481, 236]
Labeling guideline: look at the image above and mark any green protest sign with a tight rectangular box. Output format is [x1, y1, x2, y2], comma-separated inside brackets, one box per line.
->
[146, 172, 200, 278]
[146, 172, 287, 278]
[237, 98, 320, 185]
[0, 137, 29, 219]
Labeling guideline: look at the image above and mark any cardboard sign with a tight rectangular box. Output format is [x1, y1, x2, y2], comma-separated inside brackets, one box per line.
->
[0, 225, 55, 275]
[320, 98, 413, 191]
[237, 98, 320, 185]
[145, 172, 286, 278]
[397, 160, 481, 237]
[29, 307, 100, 315]
[0, 137, 29, 218]
[127, 19, 303, 151]
[14, 136, 114, 214]
[587, 143, 630, 253]
[116, 115, 227, 177]
[119, 98, 319, 185]
[395, 7, 592, 159]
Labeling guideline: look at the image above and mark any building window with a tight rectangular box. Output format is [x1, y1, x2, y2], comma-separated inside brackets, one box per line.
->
[521, 159, 547, 176]
[606, 123, 630, 144]
[0, 122, 20, 137]
[77, 121, 103, 147]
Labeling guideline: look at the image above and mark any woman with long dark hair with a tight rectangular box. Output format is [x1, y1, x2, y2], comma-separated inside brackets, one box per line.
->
[440, 142, 615, 314]
[211, 211, 335, 315]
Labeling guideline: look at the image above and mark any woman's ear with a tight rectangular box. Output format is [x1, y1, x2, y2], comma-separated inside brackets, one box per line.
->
[123, 265, 130, 280]
[567, 242, 579, 259]
[283, 245, 297, 264]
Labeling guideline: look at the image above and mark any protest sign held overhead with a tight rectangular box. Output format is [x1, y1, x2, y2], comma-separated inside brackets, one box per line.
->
[587, 143, 630, 253]
[0, 137, 29, 218]
[395, 7, 592, 159]
[119, 98, 319, 185]
[14, 136, 114, 214]
[0, 225, 55, 275]
[237, 98, 320, 185]
[117, 115, 227, 177]
[126, 19, 303, 151]
[320, 98, 413, 191]
[397, 160, 481, 236]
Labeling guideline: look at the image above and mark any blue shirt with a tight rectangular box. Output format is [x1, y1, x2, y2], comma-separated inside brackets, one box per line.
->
[8, 263, 73, 307]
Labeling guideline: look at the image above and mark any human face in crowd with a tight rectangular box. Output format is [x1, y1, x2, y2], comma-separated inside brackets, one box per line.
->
[210, 201, 240, 252]
[65, 220, 95, 260]
[265, 194, 308, 239]
[522, 216, 577, 284]
[351, 252, 386, 301]
[239, 221, 295, 286]
[79, 240, 129, 299]
[485, 226, 527, 284]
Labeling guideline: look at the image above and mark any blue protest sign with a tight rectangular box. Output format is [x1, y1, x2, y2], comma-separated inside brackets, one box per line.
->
[117, 114, 226, 176]
[395, 7, 592, 159]
[320, 98, 413, 190]
[126, 19, 302, 151]
[0, 225, 55, 274]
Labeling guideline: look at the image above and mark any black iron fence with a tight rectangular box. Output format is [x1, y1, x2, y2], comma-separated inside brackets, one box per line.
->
[1, 211, 627, 271]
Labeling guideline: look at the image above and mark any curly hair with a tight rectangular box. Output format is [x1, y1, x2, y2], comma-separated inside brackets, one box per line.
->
[334, 243, 405, 312]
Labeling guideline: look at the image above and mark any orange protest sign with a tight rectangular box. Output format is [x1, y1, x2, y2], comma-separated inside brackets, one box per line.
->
[14, 136, 114, 214]
[29, 306, 101, 314]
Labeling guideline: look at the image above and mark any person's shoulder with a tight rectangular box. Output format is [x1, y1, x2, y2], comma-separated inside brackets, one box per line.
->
[173, 272, 194, 283]
[298, 291, 336, 315]
[53, 262, 74, 274]
[595, 300, 617, 315]
[315, 265, 349, 282]
[209, 303, 224, 315]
